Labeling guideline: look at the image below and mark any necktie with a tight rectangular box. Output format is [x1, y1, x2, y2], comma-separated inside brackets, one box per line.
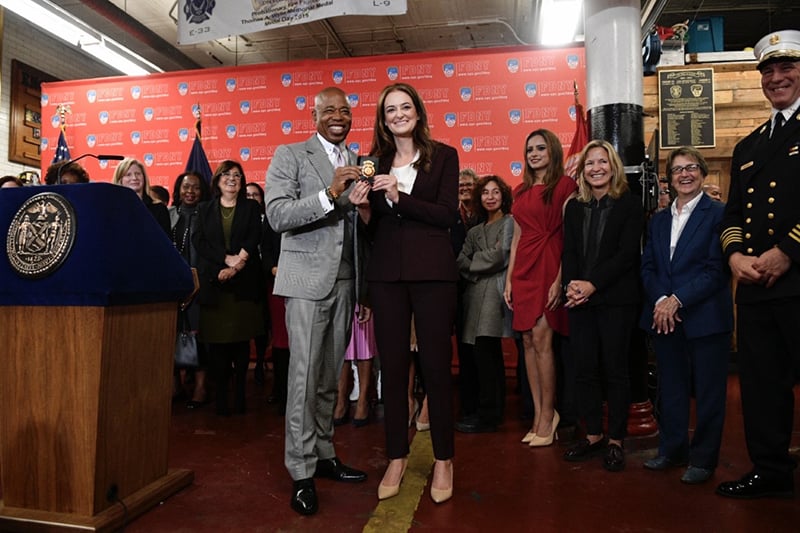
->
[334, 146, 347, 168]
[772, 113, 785, 137]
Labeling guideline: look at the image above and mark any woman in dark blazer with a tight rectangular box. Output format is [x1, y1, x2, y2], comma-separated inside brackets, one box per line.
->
[193, 160, 264, 416]
[561, 140, 644, 472]
[349, 82, 459, 504]
[640, 146, 732, 484]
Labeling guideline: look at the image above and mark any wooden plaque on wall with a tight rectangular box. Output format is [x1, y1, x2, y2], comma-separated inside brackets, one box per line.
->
[9, 60, 59, 166]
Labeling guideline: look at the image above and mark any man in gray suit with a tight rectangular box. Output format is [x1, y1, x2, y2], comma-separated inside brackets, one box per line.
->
[265, 86, 366, 516]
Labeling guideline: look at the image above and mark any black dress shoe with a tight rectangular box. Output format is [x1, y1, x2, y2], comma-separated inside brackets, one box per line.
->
[603, 443, 626, 472]
[454, 416, 497, 433]
[716, 472, 794, 499]
[290, 478, 318, 516]
[314, 457, 367, 483]
[564, 438, 607, 462]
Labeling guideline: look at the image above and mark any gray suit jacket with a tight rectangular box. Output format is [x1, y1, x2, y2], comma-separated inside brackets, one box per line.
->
[265, 134, 355, 300]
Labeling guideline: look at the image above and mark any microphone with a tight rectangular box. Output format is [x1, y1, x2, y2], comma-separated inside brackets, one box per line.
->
[56, 153, 125, 184]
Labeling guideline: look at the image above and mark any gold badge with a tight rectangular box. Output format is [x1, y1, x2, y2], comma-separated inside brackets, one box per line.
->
[6, 192, 76, 278]
[740, 161, 754, 170]
[361, 160, 376, 179]
[769, 34, 781, 46]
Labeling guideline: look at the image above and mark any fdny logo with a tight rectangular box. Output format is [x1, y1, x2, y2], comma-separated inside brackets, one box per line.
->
[226, 78, 236, 92]
[131, 131, 141, 144]
[41, 138, 49, 151]
[348, 142, 360, 154]
[442, 63, 455, 78]
[295, 96, 306, 110]
[566, 54, 579, 69]
[525, 83, 538, 98]
[87, 90, 97, 103]
[510, 162, 523, 177]
[226, 125, 237, 139]
[509, 109, 521, 124]
[460, 87, 472, 102]
[240, 100, 251, 114]
[240, 147, 250, 161]
[281, 121, 292, 135]
[41, 94, 50, 107]
[332, 70, 344, 84]
[144, 153, 154, 167]
[98, 111, 109, 125]
[144, 108, 154, 121]
[568, 105, 577, 121]
[178, 82, 189, 96]
[507, 58, 520, 73]
[130, 86, 141, 100]
[461, 138, 474, 153]
[281, 73, 292, 87]
[444, 113, 457, 128]
[183, 0, 215, 24]
[347, 94, 359, 108]
[387, 67, 399, 80]
[178, 128, 189, 142]
[86, 134, 97, 148]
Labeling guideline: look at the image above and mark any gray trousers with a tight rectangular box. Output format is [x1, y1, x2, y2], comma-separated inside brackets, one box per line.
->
[284, 279, 354, 480]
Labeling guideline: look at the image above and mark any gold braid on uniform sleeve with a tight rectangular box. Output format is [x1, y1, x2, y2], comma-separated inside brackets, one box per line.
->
[721, 226, 743, 253]
[790, 223, 800, 244]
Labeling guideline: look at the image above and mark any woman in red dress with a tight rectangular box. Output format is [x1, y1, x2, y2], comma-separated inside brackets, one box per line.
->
[504, 129, 577, 447]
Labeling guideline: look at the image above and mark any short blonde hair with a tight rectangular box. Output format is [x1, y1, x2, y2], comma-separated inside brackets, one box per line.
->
[575, 140, 629, 202]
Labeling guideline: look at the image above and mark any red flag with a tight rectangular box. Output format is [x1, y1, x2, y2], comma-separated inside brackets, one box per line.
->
[564, 84, 588, 180]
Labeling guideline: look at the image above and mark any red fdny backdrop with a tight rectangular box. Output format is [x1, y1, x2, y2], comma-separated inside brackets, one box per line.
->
[40, 45, 585, 190]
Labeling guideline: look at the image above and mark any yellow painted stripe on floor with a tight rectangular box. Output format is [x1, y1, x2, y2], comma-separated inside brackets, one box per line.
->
[363, 431, 434, 533]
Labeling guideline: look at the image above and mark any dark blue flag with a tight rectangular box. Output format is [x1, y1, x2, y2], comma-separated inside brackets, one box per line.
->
[185, 121, 213, 184]
[52, 129, 71, 165]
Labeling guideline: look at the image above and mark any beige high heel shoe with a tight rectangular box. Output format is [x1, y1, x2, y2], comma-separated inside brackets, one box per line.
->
[378, 459, 407, 500]
[430, 460, 453, 503]
[530, 410, 560, 447]
[521, 431, 537, 444]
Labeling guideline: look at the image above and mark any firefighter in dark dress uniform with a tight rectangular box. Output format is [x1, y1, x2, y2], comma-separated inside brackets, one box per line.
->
[717, 30, 800, 500]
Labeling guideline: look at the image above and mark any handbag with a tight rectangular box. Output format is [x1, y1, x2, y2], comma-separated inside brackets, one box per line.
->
[174, 309, 199, 367]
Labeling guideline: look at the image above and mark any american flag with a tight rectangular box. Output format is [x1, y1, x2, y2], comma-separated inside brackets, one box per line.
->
[51, 128, 71, 164]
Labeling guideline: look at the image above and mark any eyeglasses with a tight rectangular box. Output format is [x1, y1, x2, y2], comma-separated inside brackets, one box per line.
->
[669, 163, 701, 176]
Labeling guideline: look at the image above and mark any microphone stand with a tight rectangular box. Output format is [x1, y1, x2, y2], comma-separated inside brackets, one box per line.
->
[56, 153, 125, 184]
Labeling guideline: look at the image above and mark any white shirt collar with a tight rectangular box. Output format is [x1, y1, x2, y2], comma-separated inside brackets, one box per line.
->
[316, 133, 342, 156]
[772, 96, 800, 123]
[670, 189, 704, 217]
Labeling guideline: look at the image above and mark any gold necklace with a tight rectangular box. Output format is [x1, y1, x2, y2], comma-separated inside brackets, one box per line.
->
[221, 204, 236, 220]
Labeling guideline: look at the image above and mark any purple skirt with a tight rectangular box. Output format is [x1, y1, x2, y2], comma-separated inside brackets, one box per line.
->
[345, 306, 378, 361]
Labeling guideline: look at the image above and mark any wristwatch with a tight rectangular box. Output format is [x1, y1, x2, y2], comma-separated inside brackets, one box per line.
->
[325, 186, 339, 202]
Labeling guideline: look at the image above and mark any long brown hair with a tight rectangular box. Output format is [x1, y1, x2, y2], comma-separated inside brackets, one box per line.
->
[369, 83, 435, 173]
[517, 129, 565, 205]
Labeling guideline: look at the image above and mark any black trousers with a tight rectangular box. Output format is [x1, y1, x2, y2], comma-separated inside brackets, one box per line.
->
[371, 281, 456, 460]
[569, 304, 636, 440]
[209, 341, 250, 414]
[473, 336, 506, 424]
[737, 299, 800, 480]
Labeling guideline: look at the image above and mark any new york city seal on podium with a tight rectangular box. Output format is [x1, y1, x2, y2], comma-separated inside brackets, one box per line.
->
[6, 192, 76, 278]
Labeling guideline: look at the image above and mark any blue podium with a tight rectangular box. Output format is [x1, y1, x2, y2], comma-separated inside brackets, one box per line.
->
[0, 184, 195, 532]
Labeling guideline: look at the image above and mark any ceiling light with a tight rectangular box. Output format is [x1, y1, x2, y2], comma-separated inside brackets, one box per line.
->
[0, 0, 163, 75]
[539, 0, 583, 46]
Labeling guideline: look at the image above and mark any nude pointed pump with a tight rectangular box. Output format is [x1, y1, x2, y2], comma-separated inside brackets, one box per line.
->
[378, 460, 407, 501]
[530, 411, 560, 448]
[521, 431, 537, 444]
[430, 460, 453, 504]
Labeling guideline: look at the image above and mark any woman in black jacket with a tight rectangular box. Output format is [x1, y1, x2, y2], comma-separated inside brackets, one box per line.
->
[193, 160, 264, 416]
[561, 140, 644, 472]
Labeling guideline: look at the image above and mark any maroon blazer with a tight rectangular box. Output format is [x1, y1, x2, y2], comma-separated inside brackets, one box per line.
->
[365, 142, 459, 282]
